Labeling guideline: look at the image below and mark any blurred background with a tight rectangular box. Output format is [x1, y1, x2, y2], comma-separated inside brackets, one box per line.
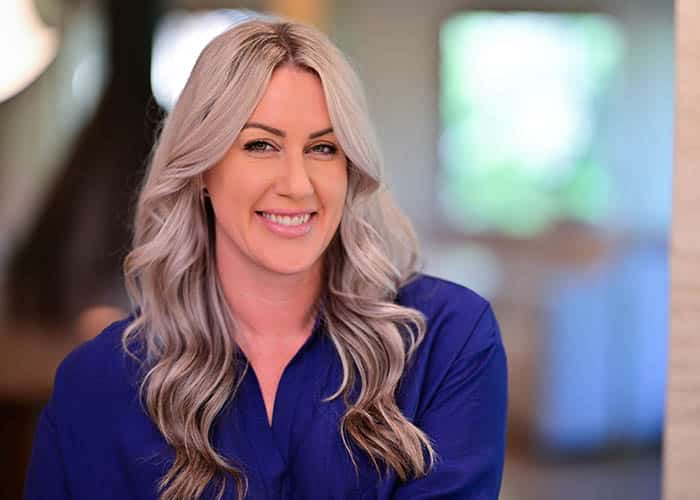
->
[0, 0, 673, 499]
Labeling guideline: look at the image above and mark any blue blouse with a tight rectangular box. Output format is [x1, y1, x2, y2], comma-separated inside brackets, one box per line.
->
[24, 274, 507, 499]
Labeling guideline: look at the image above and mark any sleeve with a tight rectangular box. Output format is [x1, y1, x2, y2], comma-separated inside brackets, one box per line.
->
[392, 305, 508, 500]
[23, 403, 71, 499]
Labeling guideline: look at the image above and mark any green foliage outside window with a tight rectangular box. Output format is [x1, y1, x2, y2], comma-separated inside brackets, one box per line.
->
[439, 12, 624, 236]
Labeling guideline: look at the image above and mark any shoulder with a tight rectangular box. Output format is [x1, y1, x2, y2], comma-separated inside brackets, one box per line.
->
[54, 314, 138, 386]
[395, 273, 505, 415]
[398, 272, 490, 315]
[49, 314, 142, 420]
[398, 272, 500, 354]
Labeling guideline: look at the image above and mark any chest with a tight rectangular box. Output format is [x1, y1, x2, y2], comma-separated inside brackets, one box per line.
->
[249, 358, 287, 425]
[101, 332, 411, 500]
[219, 369, 388, 500]
[243, 337, 310, 426]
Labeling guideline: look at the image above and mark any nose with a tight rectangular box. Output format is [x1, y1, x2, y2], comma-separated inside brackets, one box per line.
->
[276, 152, 315, 198]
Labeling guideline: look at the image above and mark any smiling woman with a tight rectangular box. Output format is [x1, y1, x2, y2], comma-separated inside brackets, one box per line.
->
[204, 66, 348, 279]
[23, 17, 507, 500]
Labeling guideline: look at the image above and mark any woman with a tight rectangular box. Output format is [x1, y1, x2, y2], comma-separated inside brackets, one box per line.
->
[24, 18, 507, 500]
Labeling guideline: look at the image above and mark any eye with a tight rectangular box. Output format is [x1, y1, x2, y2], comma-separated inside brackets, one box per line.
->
[244, 140, 276, 153]
[308, 143, 338, 155]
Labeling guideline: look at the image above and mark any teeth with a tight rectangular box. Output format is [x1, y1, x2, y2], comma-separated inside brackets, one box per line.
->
[260, 212, 311, 226]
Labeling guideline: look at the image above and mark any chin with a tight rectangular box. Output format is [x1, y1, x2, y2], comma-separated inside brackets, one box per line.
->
[258, 255, 321, 276]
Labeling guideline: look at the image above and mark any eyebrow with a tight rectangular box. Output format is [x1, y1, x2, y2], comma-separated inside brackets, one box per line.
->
[242, 122, 334, 140]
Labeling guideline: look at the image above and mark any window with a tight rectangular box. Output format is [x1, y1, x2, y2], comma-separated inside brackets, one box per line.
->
[439, 11, 624, 237]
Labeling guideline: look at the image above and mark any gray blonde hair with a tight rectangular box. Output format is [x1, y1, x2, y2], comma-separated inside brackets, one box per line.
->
[123, 18, 435, 500]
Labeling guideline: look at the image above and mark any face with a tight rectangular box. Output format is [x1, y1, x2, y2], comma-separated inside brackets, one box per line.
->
[203, 65, 348, 278]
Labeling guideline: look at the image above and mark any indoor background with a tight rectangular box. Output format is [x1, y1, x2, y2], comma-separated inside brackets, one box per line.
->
[0, 0, 674, 499]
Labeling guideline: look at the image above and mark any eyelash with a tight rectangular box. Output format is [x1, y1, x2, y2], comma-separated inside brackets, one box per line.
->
[243, 140, 337, 155]
[243, 140, 276, 153]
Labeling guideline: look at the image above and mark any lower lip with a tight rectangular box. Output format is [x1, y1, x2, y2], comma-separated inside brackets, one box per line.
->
[256, 212, 316, 237]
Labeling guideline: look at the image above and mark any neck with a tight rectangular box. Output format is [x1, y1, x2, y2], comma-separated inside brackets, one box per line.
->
[214, 236, 324, 347]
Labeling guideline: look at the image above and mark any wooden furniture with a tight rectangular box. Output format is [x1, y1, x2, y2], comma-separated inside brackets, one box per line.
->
[663, 1, 700, 499]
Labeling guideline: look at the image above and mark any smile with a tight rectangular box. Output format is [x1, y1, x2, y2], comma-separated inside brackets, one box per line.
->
[255, 211, 317, 237]
[259, 211, 312, 225]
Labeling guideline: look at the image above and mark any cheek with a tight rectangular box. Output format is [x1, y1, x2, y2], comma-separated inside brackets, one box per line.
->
[206, 181, 258, 233]
[209, 167, 267, 210]
[321, 166, 348, 212]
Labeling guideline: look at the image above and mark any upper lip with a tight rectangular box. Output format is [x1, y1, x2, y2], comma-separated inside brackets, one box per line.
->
[256, 209, 317, 216]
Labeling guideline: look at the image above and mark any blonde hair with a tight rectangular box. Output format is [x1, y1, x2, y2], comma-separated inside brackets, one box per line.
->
[123, 18, 435, 500]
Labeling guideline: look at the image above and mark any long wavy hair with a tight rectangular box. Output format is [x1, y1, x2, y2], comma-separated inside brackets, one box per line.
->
[122, 17, 436, 500]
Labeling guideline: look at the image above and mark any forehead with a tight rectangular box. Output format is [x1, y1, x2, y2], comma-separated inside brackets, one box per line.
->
[246, 65, 332, 132]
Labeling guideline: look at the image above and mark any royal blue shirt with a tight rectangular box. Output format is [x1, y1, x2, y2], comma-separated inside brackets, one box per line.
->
[24, 274, 507, 499]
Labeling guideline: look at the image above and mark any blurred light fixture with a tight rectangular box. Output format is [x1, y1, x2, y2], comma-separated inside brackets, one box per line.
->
[152, 9, 266, 110]
[0, 0, 58, 103]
